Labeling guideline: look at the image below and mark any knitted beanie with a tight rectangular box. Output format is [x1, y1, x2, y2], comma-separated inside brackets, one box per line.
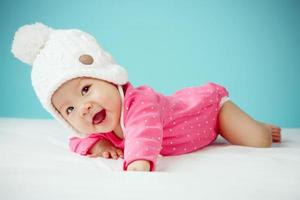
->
[11, 22, 128, 136]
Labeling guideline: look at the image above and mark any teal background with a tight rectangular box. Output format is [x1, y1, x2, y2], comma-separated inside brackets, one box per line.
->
[0, 0, 299, 127]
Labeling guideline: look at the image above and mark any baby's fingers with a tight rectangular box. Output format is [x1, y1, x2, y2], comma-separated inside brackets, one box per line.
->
[110, 151, 118, 160]
[102, 151, 110, 159]
[116, 149, 124, 158]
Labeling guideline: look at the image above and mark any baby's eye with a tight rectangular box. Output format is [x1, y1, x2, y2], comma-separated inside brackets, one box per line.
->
[81, 85, 91, 96]
[66, 106, 74, 115]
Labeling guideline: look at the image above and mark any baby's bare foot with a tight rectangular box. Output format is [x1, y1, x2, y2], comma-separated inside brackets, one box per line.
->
[264, 124, 281, 143]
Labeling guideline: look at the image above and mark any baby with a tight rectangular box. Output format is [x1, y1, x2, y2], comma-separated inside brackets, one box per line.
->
[12, 23, 281, 171]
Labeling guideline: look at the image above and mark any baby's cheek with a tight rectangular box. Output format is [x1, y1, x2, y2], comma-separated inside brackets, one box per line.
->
[77, 121, 92, 134]
[67, 118, 85, 133]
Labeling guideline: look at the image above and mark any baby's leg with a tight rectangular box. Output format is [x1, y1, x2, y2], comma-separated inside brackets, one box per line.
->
[217, 101, 281, 147]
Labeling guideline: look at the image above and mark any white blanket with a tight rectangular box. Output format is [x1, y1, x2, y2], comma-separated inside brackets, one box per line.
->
[0, 118, 299, 200]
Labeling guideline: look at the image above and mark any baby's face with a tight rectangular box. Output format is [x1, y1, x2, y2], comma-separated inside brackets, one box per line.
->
[51, 77, 122, 135]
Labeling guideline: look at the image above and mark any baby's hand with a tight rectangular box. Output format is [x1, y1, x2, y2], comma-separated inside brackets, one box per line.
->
[127, 160, 151, 171]
[88, 139, 123, 159]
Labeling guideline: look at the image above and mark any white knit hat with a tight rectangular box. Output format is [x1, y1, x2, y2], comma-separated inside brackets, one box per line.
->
[11, 22, 128, 136]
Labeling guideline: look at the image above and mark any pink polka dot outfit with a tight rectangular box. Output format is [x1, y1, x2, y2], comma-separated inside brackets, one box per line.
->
[69, 82, 229, 171]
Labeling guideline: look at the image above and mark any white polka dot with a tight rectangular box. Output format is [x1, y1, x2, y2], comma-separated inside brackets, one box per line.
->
[173, 147, 176, 151]
[184, 148, 187, 151]
[169, 128, 173, 132]
[187, 134, 190, 137]
[170, 141, 173, 144]
[196, 117, 199, 121]
[206, 121, 208, 124]
[141, 101, 144, 105]
[173, 121, 176, 125]
[190, 126, 193, 129]
[158, 137, 161, 140]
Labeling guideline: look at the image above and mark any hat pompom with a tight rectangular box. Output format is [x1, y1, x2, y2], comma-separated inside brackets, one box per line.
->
[11, 22, 53, 65]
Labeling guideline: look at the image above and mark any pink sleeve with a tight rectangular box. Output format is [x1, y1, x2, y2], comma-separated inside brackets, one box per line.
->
[69, 133, 109, 156]
[123, 96, 163, 171]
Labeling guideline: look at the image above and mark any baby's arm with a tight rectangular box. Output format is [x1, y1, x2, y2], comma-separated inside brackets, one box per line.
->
[69, 134, 123, 159]
[88, 139, 123, 159]
[127, 160, 150, 171]
[122, 96, 163, 172]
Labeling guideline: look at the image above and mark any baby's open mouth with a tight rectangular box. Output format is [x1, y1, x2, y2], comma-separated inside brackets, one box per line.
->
[92, 109, 106, 125]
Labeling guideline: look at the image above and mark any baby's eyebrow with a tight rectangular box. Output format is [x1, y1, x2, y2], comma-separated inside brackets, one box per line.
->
[57, 79, 82, 112]
[58, 101, 69, 112]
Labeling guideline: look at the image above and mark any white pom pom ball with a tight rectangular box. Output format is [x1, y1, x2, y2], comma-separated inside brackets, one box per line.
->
[11, 22, 53, 65]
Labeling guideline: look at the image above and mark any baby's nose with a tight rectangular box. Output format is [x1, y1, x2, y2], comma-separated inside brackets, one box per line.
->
[80, 103, 92, 117]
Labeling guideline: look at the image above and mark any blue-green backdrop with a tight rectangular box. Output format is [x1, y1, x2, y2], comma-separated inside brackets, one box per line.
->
[0, 0, 299, 127]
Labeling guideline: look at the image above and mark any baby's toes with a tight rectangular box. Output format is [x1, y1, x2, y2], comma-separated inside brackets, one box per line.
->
[272, 132, 281, 143]
[269, 125, 281, 132]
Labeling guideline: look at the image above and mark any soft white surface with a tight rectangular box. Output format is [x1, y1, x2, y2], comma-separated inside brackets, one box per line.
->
[0, 118, 299, 200]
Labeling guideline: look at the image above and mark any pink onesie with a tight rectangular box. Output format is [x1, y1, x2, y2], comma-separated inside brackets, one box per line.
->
[69, 82, 229, 171]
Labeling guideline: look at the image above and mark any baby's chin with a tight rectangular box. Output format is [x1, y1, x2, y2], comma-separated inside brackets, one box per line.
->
[77, 125, 112, 135]
[93, 125, 114, 134]
[94, 114, 117, 132]
[79, 119, 117, 135]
